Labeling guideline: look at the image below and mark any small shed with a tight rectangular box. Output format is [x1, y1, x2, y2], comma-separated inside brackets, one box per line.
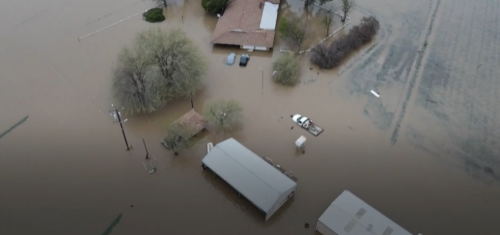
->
[202, 138, 296, 221]
[295, 135, 306, 150]
[317, 190, 414, 235]
[177, 109, 206, 140]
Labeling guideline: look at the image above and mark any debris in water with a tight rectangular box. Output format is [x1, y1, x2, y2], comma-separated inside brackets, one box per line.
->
[370, 90, 380, 98]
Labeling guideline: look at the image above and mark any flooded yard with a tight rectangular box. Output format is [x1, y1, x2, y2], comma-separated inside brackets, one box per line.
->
[1, 0, 500, 235]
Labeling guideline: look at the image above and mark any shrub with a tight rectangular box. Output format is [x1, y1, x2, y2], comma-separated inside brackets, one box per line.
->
[202, 0, 231, 15]
[272, 54, 301, 86]
[310, 16, 380, 69]
[143, 8, 165, 23]
[203, 99, 243, 132]
[162, 122, 191, 155]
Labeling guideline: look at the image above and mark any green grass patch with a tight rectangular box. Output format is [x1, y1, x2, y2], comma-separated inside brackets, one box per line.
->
[143, 8, 165, 23]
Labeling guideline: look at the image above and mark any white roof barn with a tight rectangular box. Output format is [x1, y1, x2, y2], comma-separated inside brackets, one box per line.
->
[202, 138, 296, 221]
[317, 190, 416, 235]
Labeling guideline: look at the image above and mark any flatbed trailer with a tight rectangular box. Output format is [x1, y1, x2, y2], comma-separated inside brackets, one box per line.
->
[291, 114, 324, 137]
[305, 124, 324, 136]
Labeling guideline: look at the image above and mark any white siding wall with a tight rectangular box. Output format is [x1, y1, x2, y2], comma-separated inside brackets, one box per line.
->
[242, 45, 255, 50]
[264, 186, 296, 221]
[316, 220, 339, 235]
[254, 46, 268, 51]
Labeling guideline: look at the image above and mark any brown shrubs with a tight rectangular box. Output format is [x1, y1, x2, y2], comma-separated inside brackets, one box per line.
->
[310, 16, 380, 69]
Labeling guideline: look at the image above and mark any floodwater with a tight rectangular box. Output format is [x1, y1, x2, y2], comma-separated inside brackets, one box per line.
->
[1, 0, 500, 234]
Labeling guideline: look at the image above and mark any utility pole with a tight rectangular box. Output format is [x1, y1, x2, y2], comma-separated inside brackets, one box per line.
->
[190, 94, 194, 109]
[143, 138, 149, 159]
[260, 67, 264, 94]
[110, 104, 131, 151]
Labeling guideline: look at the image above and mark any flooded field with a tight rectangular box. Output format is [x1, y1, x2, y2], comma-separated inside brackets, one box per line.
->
[1, 0, 500, 235]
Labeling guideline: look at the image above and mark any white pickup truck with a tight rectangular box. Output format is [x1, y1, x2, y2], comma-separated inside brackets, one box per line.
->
[290, 114, 324, 136]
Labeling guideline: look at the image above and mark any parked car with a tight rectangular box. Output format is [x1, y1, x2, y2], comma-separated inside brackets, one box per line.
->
[226, 52, 236, 65]
[239, 54, 250, 66]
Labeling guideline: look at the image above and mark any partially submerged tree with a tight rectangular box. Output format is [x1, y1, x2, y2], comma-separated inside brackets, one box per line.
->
[112, 38, 159, 114]
[112, 28, 207, 115]
[201, 0, 231, 15]
[322, 7, 335, 37]
[304, 0, 332, 8]
[340, 0, 354, 23]
[162, 122, 191, 156]
[310, 16, 380, 69]
[138, 28, 207, 102]
[277, 16, 309, 52]
[272, 54, 301, 86]
[203, 99, 243, 132]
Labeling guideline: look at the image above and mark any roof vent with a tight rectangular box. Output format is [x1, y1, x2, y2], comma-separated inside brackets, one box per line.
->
[354, 208, 367, 219]
[367, 224, 373, 231]
[382, 226, 394, 235]
[259, 2, 264, 9]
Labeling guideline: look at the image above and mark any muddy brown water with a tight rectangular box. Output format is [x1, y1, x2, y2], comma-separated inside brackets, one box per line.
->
[1, 0, 500, 234]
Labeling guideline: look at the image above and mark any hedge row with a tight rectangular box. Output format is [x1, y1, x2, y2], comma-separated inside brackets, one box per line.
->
[310, 16, 380, 69]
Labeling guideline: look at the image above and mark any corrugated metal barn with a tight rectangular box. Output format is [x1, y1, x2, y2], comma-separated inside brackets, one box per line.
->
[202, 138, 296, 221]
[317, 190, 415, 235]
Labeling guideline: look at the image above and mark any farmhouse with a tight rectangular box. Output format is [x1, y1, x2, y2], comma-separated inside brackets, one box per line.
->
[202, 138, 296, 221]
[211, 0, 280, 51]
[317, 190, 421, 235]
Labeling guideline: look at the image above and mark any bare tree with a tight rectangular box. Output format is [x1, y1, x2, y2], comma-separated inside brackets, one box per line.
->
[277, 15, 309, 52]
[304, 0, 332, 8]
[162, 122, 191, 156]
[311, 16, 380, 69]
[203, 99, 243, 132]
[272, 54, 301, 86]
[322, 7, 335, 37]
[112, 39, 159, 115]
[138, 27, 207, 104]
[340, 0, 354, 23]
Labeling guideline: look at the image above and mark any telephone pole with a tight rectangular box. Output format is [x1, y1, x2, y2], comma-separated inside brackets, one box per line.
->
[110, 104, 131, 151]
[143, 138, 149, 159]
[260, 67, 264, 94]
[190, 94, 194, 109]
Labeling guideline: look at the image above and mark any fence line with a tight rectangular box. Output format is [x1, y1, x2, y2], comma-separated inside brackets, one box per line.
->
[78, 4, 161, 41]
[280, 19, 351, 54]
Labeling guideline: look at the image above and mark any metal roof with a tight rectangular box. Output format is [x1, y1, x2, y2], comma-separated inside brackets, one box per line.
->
[259, 2, 279, 30]
[202, 138, 296, 213]
[319, 190, 413, 235]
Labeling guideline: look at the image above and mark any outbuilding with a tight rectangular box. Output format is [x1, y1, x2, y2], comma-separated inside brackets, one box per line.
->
[317, 190, 419, 235]
[202, 138, 296, 221]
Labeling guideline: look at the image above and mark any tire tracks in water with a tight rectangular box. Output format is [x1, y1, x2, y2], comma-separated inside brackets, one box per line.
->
[390, 0, 442, 145]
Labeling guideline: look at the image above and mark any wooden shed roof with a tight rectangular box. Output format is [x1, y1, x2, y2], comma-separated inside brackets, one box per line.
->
[177, 109, 206, 140]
